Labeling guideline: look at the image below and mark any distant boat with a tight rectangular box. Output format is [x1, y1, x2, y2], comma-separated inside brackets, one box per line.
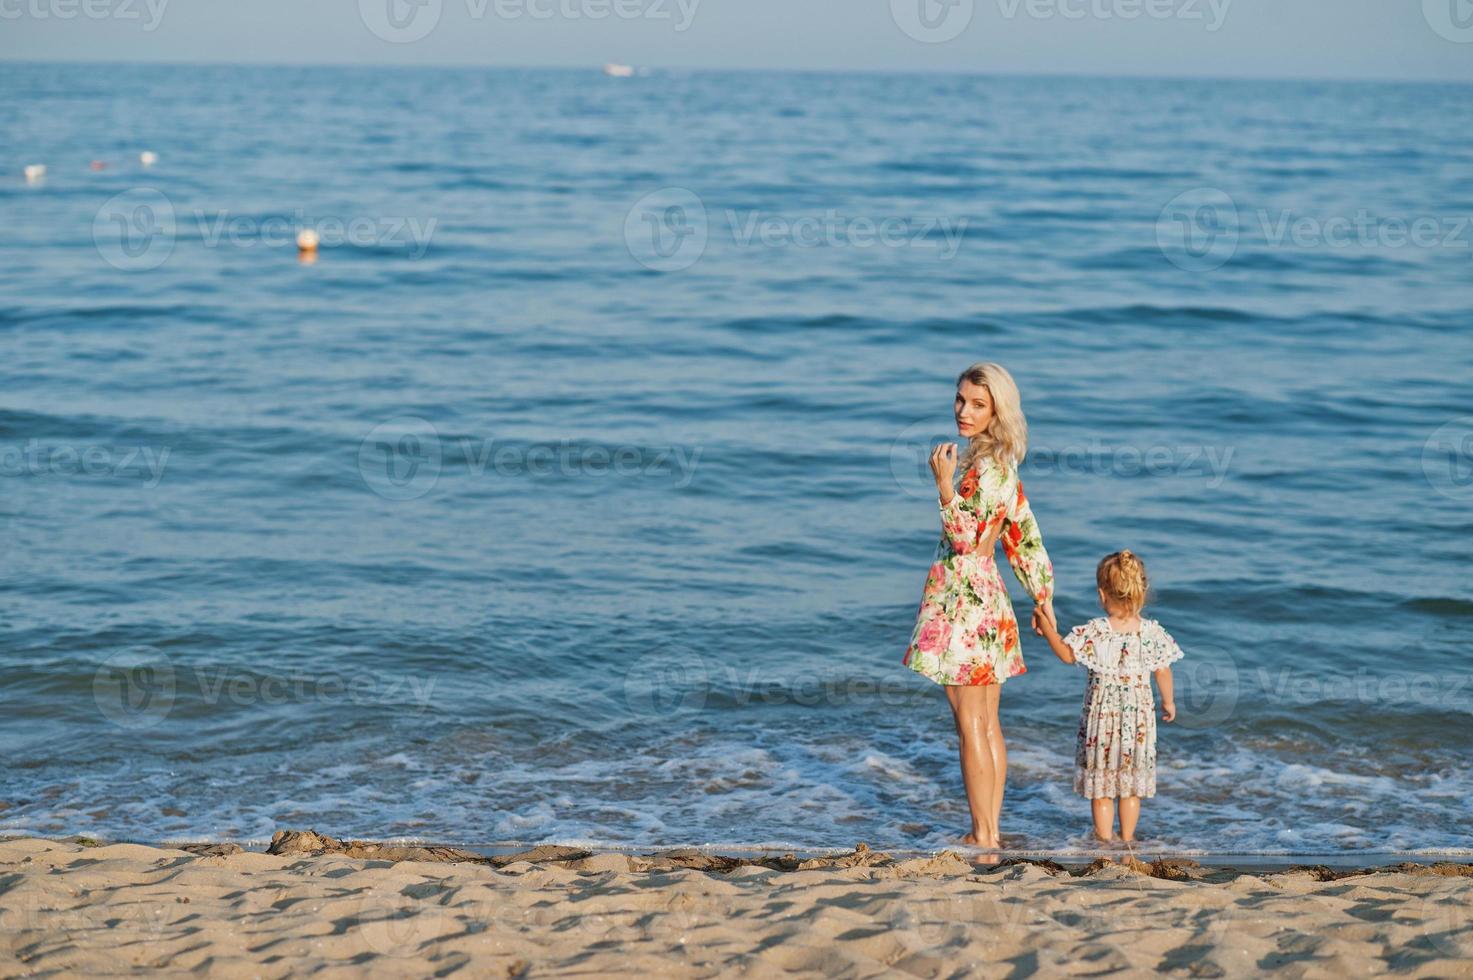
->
[603, 63, 635, 78]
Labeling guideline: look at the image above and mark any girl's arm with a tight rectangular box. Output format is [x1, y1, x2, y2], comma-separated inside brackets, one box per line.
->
[1155, 667, 1176, 722]
[1037, 615, 1076, 665]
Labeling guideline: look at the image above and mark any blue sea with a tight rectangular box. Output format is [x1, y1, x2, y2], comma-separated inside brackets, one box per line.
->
[2, 62, 1471, 857]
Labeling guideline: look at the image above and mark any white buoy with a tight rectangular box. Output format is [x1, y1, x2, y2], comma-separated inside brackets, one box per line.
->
[296, 228, 320, 252]
[23, 164, 45, 184]
[140, 151, 158, 167]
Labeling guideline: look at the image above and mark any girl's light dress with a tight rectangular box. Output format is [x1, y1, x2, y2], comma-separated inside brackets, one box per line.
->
[1063, 617, 1185, 799]
[902, 456, 1054, 686]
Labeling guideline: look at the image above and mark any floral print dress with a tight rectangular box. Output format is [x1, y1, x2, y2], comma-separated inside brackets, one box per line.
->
[902, 455, 1054, 686]
[1063, 617, 1185, 799]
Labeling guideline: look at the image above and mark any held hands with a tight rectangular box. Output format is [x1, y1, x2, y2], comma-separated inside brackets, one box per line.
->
[1161, 701, 1177, 723]
[1030, 600, 1057, 638]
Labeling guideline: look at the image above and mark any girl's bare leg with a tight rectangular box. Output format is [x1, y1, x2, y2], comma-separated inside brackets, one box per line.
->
[946, 684, 999, 847]
[1118, 796, 1140, 842]
[1091, 798, 1116, 843]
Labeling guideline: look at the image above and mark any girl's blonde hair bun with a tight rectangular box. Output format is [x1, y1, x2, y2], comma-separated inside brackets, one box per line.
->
[1097, 550, 1149, 613]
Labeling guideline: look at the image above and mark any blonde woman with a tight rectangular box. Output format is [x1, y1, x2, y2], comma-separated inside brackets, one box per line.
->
[902, 362, 1057, 848]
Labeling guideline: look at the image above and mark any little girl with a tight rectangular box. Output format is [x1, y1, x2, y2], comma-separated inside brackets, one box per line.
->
[1037, 550, 1184, 844]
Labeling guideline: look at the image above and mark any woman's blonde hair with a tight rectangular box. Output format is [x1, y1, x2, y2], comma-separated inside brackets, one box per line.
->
[1097, 550, 1149, 614]
[955, 361, 1028, 473]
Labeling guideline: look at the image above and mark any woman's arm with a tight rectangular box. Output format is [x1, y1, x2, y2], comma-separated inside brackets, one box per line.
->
[1001, 468, 1055, 609]
[1155, 667, 1176, 722]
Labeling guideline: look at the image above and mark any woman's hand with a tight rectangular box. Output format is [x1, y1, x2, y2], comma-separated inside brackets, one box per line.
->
[929, 442, 958, 495]
[1030, 599, 1057, 636]
[1161, 701, 1177, 723]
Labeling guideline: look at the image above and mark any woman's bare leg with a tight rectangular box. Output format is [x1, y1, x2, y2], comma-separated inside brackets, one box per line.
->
[1118, 796, 1140, 842]
[1091, 798, 1116, 843]
[986, 686, 1006, 842]
[946, 684, 998, 847]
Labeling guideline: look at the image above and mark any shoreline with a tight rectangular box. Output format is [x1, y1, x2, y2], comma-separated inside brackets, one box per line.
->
[3, 832, 1471, 976]
[14, 829, 1473, 876]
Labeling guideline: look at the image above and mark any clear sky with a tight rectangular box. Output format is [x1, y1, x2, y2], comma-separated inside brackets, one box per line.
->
[1, 0, 1471, 81]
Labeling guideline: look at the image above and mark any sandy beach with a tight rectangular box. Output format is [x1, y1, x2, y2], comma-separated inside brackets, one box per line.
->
[1, 833, 1470, 977]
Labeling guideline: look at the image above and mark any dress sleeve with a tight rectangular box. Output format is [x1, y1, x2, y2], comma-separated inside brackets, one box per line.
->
[937, 463, 1003, 557]
[1064, 622, 1110, 673]
[1141, 620, 1185, 672]
[1000, 464, 1054, 604]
